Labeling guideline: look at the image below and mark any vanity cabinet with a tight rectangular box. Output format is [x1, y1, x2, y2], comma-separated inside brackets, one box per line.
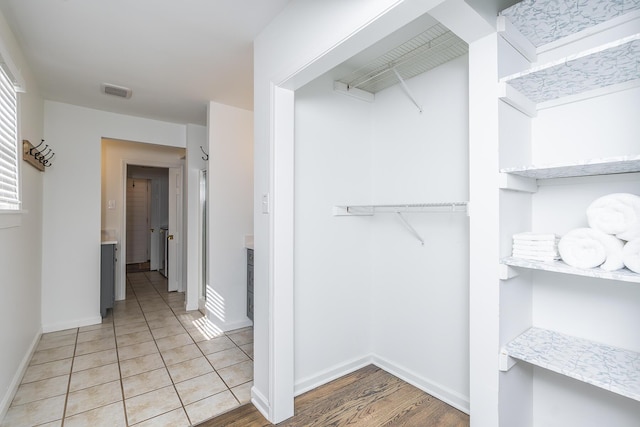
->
[247, 248, 254, 321]
[100, 243, 116, 317]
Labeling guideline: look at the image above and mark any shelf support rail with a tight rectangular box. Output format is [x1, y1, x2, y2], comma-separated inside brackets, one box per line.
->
[396, 211, 425, 245]
[392, 68, 423, 113]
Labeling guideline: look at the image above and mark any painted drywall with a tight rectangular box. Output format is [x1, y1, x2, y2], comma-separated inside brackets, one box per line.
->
[101, 138, 184, 299]
[185, 124, 207, 310]
[206, 101, 253, 332]
[0, 9, 44, 418]
[42, 101, 186, 332]
[255, 0, 495, 421]
[369, 55, 470, 411]
[293, 73, 374, 391]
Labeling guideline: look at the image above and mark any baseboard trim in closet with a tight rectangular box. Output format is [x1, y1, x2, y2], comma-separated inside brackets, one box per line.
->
[294, 355, 374, 396]
[372, 355, 470, 414]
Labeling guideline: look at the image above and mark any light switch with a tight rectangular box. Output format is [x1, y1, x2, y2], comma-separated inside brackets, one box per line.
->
[108, 200, 116, 209]
[261, 193, 269, 214]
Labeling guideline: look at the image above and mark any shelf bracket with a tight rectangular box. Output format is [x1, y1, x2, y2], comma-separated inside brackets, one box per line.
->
[396, 212, 424, 245]
[392, 68, 422, 113]
[499, 349, 517, 372]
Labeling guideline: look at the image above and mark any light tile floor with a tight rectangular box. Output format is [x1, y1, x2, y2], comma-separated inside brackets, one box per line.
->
[1, 271, 253, 427]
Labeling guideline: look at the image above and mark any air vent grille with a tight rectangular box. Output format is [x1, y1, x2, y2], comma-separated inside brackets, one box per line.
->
[101, 83, 132, 99]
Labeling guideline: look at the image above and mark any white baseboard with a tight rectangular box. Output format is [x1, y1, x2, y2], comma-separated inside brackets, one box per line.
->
[0, 329, 41, 421]
[294, 355, 374, 396]
[206, 315, 253, 334]
[251, 386, 270, 421]
[42, 314, 102, 333]
[372, 355, 470, 414]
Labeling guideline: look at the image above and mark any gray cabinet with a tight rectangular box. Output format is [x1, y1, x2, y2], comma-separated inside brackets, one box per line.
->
[100, 243, 116, 317]
[247, 248, 254, 321]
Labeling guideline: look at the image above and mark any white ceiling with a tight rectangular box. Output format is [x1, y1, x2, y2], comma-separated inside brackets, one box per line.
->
[0, 0, 292, 125]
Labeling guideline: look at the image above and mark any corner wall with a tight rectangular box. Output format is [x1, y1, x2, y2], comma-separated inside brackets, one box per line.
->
[206, 101, 253, 331]
[0, 8, 44, 418]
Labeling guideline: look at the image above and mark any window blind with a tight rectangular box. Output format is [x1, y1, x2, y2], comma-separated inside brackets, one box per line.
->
[0, 63, 18, 210]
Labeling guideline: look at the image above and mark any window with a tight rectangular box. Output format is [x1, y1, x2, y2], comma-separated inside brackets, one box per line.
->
[0, 62, 19, 211]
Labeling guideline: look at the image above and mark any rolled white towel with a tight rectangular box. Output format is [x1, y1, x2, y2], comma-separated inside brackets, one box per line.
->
[622, 240, 640, 274]
[587, 193, 640, 240]
[558, 228, 624, 271]
[617, 223, 640, 242]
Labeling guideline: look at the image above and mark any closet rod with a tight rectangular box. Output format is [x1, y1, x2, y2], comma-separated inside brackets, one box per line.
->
[333, 202, 469, 216]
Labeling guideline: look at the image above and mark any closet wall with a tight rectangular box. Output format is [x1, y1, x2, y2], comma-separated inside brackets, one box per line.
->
[294, 50, 470, 409]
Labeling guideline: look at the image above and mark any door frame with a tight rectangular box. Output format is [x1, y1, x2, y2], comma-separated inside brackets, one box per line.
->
[118, 159, 184, 300]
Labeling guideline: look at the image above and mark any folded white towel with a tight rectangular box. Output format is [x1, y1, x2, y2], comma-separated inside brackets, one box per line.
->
[513, 243, 559, 252]
[513, 254, 560, 262]
[558, 228, 624, 270]
[587, 193, 640, 240]
[513, 240, 559, 249]
[513, 249, 560, 258]
[513, 232, 560, 242]
[622, 240, 640, 274]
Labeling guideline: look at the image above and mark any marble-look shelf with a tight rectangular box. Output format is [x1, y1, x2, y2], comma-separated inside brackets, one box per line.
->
[500, 0, 640, 48]
[502, 327, 640, 401]
[501, 257, 640, 283]
[499, 36, 640, 116]
[500, 155, 640, 180]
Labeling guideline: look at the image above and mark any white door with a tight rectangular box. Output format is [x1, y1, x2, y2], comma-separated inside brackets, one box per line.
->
[149, 179, 161, 271]
[126, 178, 150, 264]
[168, 167, 183, 292]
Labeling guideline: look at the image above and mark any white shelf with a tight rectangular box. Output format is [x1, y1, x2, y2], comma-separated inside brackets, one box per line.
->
[333, 202, 468, 216]
[501, 257, 640, 284]
[499, 35, 640, 116]
[500, 155, 640, 180]
[499, 0, 640, 50]
[501, 327, 640, 402]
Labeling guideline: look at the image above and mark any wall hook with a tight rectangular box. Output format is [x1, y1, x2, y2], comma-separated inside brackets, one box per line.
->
[200, 146, 209, 161]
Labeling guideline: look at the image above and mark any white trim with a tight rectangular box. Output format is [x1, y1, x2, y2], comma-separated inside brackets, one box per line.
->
[0, 329, 41, 421]
[0, 210, 26, 229]
[372, 355, 470, 414]
[251, 386, 270, 421]
[205, 317, 253, 333]
[294, 355, 373, 397]
[42, 315, 102, 333]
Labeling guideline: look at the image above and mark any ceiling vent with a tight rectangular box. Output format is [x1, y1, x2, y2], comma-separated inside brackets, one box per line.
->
[101, 83, 132, 99]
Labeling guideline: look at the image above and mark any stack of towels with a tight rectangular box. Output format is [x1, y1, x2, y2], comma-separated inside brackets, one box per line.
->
[557, 193, 640, 274]
[512, 232, 560, 262]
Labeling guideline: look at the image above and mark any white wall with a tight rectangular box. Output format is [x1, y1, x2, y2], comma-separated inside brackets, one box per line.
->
[0, 9, 44, 418]
[255, 0, 494, 422]
[370, 55, 470, 411]
[101, 138, 185, 299]
[206, 101, 253, 331]
[293, 73, 374, 392]
[42, 101, 186, 332]
[185, 124, 207, 310]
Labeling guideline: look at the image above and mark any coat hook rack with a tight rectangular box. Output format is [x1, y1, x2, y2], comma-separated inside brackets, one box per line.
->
[23, 139, 54, 171]
[200, 146, 209, 161]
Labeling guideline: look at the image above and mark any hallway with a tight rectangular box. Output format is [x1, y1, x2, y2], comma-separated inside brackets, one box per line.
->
[1, 271, 253, 426]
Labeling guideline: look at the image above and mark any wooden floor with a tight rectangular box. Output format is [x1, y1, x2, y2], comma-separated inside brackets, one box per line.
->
[197, 365, 469, 427]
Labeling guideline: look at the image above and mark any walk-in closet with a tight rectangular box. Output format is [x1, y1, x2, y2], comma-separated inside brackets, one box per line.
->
[293, 12, 471, 411]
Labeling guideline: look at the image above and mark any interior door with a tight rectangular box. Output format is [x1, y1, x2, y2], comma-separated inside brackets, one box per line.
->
[149, 179, 161, 271]
[198, 169, 208, 311]
[126, 178, 150, 264]
[168, 167, 183, 292]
